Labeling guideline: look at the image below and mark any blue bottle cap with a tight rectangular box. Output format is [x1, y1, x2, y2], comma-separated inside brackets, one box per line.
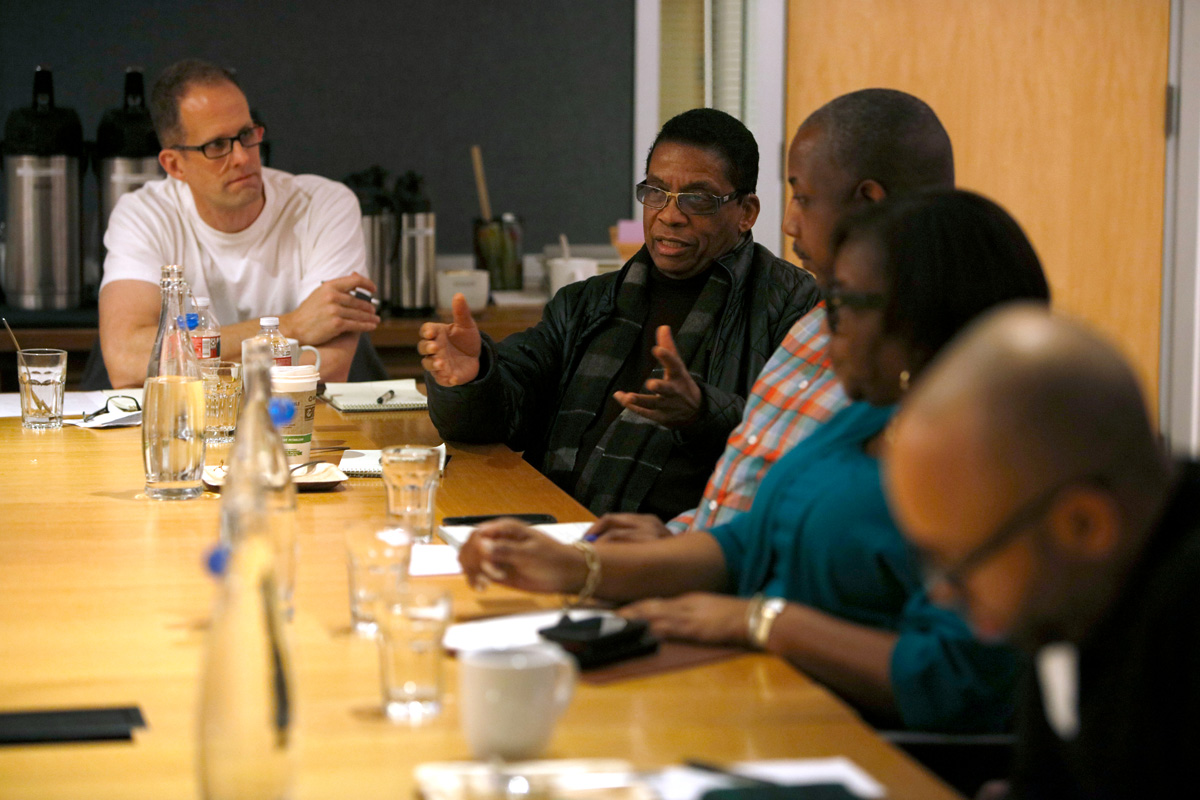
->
[185, 313, 200, 330]
[205, 542, 230, 577]
[268, 397, 295, 427]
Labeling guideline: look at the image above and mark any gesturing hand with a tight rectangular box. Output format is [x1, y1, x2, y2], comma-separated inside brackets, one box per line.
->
[619, 592, 754, 646]
[418, 293, 483, 386]
[282, 274, 380, 345]
[614, 325, 702, 428]
[457, 518, 588, 594]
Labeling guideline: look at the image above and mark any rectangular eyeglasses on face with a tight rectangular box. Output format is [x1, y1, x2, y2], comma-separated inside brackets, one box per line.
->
[171, 125, 265, 160]
[635, 183, 740, 216]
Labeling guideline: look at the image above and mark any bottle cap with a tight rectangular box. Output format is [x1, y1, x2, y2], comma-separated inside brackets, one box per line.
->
[185, 313, 199, 330]
[205, 542, 230, 577]
[260, 316, 279, 327]
[195, 297, 210, 308]
[268, 396, 295, 427]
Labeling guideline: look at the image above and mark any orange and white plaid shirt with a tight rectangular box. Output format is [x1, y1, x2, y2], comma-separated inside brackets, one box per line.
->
[669, 304, 849, 533]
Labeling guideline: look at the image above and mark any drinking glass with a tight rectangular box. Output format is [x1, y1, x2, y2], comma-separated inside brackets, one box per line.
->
[345, 522, 413, 637]
[200, 361, 242, 444]
[17, 348, 66, 430]
[376, 588, 451, 724]
[381, 445, 440, 543]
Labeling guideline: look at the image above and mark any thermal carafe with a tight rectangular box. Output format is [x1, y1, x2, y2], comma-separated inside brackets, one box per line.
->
[2, 67, 83, 310]
[360, 206, 396, 307]
[396, 212, 436, 315]
[95, 68, 162, 283]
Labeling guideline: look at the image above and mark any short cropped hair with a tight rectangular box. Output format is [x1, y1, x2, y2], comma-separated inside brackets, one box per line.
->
[832, 189, 1050, 372]
[150, 59, 239, 146]
[804, 89, 954, 192]
[646, 108, 759, 195]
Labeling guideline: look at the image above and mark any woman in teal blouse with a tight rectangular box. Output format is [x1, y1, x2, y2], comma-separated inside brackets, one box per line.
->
[458, 190, 1051, 731]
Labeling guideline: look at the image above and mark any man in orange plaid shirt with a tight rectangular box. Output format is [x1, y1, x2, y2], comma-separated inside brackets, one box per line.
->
[590, 88, 956, 539]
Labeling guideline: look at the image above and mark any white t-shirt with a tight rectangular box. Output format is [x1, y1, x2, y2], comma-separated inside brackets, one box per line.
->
[100, 167, 368, 325]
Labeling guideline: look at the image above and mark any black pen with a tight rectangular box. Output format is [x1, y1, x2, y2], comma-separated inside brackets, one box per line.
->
[376, 389, 396, 404]
[683, 759, 780, 788]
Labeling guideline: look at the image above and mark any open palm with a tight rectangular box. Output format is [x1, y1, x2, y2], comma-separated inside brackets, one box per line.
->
[418, 294, 483, 386]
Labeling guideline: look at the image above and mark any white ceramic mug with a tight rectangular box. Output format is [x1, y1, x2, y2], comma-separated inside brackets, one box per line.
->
[436, 269, 490, 313]
[458, 642, 576, 760]
[546, 257, 598, 298]
[284, 338, 322, 372]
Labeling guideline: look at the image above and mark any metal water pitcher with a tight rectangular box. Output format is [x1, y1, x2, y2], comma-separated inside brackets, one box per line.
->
[2, 66, 84, 310]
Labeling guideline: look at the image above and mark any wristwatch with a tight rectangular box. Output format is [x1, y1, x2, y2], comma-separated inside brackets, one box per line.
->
[748, 596, 787, 650]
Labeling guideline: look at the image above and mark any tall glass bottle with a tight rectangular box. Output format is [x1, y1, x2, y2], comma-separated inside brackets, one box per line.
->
[218, 338, 298, 618]
[199, 337, 295, 800]
[142, 264, 205, 499]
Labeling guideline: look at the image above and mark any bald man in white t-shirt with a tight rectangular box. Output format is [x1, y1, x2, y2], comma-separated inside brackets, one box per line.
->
[99, 59, 379, 387]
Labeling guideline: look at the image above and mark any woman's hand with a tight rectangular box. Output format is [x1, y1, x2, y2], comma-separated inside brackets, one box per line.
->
[585, 513, 672, 543]
[458, 518, 588, 594]
[619, 592, 754, 647]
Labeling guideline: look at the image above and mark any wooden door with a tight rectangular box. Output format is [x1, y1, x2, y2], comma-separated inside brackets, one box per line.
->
[786, 0, 1170, 409]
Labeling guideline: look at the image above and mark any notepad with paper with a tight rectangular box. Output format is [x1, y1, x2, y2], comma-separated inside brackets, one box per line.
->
[322, 379, 427, 412]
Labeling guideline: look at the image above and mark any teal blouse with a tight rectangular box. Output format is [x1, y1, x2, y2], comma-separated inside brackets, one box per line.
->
[710, 401, 1020, 733]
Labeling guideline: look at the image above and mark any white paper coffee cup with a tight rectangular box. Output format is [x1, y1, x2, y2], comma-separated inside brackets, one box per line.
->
[270, 364, 320, 464]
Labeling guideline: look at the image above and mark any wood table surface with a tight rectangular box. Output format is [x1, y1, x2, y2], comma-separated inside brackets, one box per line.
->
[0, 403, 960, 799]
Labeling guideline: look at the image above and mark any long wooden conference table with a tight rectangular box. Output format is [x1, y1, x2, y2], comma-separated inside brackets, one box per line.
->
[0, 402, 961, 799]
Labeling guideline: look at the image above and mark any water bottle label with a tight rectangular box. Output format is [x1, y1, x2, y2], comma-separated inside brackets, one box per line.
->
[193, 334, 220, 360]
[274, 356, 293, 366]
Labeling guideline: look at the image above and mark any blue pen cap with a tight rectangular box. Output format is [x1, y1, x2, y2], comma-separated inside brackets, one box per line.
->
[268, 397, 295, 427]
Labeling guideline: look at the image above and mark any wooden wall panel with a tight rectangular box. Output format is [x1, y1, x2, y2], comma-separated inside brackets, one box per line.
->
[786, 0, 1170, 407]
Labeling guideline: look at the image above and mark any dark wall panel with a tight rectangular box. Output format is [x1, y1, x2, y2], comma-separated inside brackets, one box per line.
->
[0, 0, 635, 253]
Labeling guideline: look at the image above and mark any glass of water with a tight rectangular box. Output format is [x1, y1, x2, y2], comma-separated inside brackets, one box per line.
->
[200, 361, 242, 444]
[345, 521, 413, 637]
[376, 587, 451, 724]
[17, 348, 67, 430]
[381, 445, 440, 543]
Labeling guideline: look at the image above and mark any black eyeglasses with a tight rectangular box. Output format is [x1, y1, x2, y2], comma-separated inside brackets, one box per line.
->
[823, 286, 887, 333]
[82, 395, 141, 423]
[171, 124, 265, 160]
[635, 183, 741, 216]
[922, 474, 1109, 597]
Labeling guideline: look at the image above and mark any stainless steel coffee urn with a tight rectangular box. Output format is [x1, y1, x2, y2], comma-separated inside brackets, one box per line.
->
[95, 68, 162, 282]
[360, 199, 396, 309]
[393, 171, 435, 316]
[2, 67, 84, 310]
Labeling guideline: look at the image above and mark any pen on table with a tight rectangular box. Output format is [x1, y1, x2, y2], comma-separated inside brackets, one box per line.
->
[376, 389, 396, 405]
[683, 759, 780, 788]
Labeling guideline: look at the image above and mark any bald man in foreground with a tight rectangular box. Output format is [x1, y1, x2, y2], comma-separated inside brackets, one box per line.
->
[885, 305, 1197, 800]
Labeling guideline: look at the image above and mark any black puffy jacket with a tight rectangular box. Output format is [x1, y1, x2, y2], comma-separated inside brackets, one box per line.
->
[426, 236, 820, 502]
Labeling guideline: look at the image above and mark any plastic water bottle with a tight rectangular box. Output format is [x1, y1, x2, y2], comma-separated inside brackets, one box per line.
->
[191, 297, 221, 361]
[198, 337, 296, 800]
[142, 265, 205, 499]
[258, 317, 292, 366]
[218, 337, 298, 615]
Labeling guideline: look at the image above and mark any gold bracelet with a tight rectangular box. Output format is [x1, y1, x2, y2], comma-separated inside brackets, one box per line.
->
[571, 540, 601, 606]
[745, 593, 767, 645]
[750, 597, 787, 650]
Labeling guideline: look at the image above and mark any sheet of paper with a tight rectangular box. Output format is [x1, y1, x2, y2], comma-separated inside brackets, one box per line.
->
[648, 759, 885, 800]
[338, 444, 447, 477]
[438, 521, 591, 551]
[409, 544, 462, 576]
[442, 609, 609, 652]
[0, 391, 109, 419]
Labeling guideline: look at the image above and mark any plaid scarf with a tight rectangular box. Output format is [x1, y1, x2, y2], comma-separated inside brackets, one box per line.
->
[542, 255, 733, 515]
